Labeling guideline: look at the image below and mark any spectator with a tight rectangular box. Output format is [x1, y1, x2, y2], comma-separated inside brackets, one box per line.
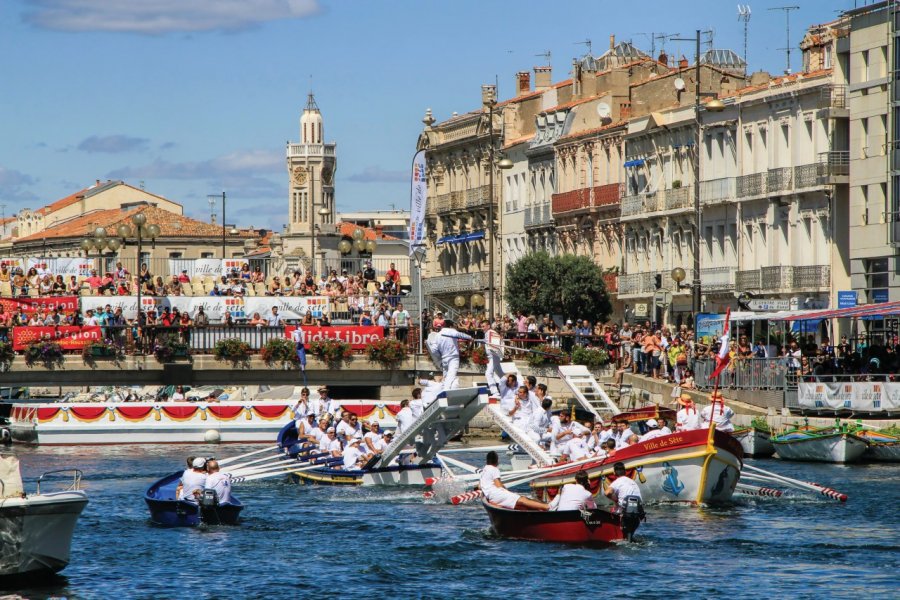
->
[385, 262, 400, 285]
[393, 302, 410, 343]
[115, 262, 129, 282]
[194, 306, 209, 328]
[249, 312, 266, 327]
[362, 261, 376, 282]
[250, 266, 265, 284]
[138, 263, 152, 286]
[52, 275, 66, 295]
[85, 270, 103, 293]
[177, 270, 190, 284]
[267, 307, 282, 327]
[575, 319, 592, 347]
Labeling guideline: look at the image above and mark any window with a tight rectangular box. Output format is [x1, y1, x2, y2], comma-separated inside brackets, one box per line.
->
[824, 45, 832, 69]
[866, 257, 889, 290]
[201, 252, 214, 259]
[168, 252, 183, 258]
[862, 49, 869, 81]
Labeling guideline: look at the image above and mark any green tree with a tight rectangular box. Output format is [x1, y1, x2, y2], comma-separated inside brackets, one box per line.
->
[504, 252, 612, 322]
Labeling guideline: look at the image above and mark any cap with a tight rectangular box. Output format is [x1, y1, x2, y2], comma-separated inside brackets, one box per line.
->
[566, 319, 573, 324]
[383, 430, 394, 437]
[646, 418, 659, 428]
[318, 386, 329, 392]
[192, 457, 206, 468]
[349, 435, 362, 444]
[326, 427, 335, 433]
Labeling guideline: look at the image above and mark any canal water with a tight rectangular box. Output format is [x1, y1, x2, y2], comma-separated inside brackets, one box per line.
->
[6, 444, 899, 599]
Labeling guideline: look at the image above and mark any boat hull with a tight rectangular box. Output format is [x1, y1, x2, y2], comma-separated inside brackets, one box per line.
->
[144, 472, 242, 527]
[0, 492, 88, 577]
[532, 429, 743, 505]
[732, 427, 775, 457]
[773, 433, 868, 463]
[855, 431, 900, 462]
[483, 501, 626, 545]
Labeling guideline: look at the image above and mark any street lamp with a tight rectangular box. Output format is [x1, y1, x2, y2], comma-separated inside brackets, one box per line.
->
[672, 30, 726, 326]
[484, 89, 515, 321]
[114, 212, 159, 324]
[207, 192, 227, 258]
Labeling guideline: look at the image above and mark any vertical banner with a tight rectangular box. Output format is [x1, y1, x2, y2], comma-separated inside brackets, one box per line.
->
[409, 149, 427, 256]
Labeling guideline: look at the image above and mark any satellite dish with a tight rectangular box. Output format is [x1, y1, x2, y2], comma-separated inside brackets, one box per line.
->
[674, 77, 686, 91]
[596, 102, 611, 120]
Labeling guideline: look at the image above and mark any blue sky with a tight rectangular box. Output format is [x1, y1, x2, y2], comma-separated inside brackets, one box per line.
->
[0, 0, 851, 229]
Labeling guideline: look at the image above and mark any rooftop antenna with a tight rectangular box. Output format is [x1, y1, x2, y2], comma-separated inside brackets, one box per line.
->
[575, 39, 593, 56]
[655, 33, 680, 56]
[208, 196, 217, 224]
[634, 33, 656, 56]
[738, 5, 752, 77]
[535, 49, 552, 68]
[769, 5, 799, 74]
[702, 29, 715, 52]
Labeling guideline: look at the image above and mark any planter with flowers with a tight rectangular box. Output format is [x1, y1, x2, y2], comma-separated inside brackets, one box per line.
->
[153, 334, 190, 362]
[24, 339, 65, 368]
[308, 338, 353, 365]
[260, 338, 299, 367]
[82, 339, 124, 362]
[365, 338, 408, 366]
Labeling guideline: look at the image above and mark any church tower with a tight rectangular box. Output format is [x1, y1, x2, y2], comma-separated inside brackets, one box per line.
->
[286, 92, 336, 237]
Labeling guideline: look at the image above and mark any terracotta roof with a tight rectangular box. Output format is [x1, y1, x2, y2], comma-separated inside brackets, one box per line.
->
[540, 95, 598, 114]
[337, 222, 400, 241]
[37, 180, 183, 216]
[15, 205, 253, 243]
[557, 120, 627, 143]
[496, 89, 543, 107]
[503, 133, 534, 149]
[723, 68, 833, 100]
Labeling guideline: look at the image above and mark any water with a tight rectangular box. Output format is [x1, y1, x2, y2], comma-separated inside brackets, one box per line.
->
[6, 444, 899, 599]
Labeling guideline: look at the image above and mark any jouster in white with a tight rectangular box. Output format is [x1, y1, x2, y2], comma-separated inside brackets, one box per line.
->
[676, 395, 703, 431]
[701, 396, 735, 432]
[430, 325, 473, 390]
[478, 464, 520, 509]
[482, 323, 504, 396]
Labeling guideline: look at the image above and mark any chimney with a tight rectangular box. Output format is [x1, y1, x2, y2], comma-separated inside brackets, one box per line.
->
[678, 56, 689, 70]
[658, 51, 668, 67]
[534, 66, 552, 91]
[516, 71, 531, 95]
[481, 84, 497, 107]
[609, 34, 616, 50]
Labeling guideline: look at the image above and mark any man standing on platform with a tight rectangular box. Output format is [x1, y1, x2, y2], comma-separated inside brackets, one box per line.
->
[481, 320, 504, 397]
[429, 319, 473, 390]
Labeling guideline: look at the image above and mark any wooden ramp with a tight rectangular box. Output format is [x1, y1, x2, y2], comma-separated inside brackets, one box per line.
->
[375, 386, 488, 467]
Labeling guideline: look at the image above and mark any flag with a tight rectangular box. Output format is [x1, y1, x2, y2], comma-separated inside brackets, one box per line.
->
[409, 150, 428, 256]
[709, 308, 731, 380]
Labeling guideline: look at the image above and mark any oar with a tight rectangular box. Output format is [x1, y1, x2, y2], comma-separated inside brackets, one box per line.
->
[436, 454, 480, 475]
[735, 483, 784, 497]
[231, 460, 333, 484]
[224, 448, 316, 472]
[441, 334, 567, 359]
[217, 445, 279, 466]
[446, 456, 602, 503]
[437, 444, 512, 455]
[742, 464, 848, 502]
[225, 452, 325, 477]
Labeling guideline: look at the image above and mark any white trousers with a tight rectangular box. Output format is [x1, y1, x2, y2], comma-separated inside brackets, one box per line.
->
[485, 352, 504, 392]
[442, 357, 460, 390]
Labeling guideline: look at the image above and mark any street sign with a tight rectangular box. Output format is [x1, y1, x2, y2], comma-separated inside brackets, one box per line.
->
[653, 289, 672, 306]
[634, 303, 649, 318]
[886, 318, 899, 330]
[747, 298, 790, 311]
[837, 291, 857, 309]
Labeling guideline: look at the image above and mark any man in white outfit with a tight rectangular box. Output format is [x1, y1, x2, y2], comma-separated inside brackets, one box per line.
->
[676, 394, 703, 431]
[638, 418, 668, 442]
[430, 320, 473, 390]
[395, 399, 415, 435]
[481, 320, 504, 397]
[417, 374, 445, 406]
[479, 451, 548, 510]
[605, 462, 642, 511]
[203, 460, 233, 504]
[179, 457, 207, 503]
[409, 388, 425, 419]
[701, 392, 735, 432]
[549, 470, 597, 511]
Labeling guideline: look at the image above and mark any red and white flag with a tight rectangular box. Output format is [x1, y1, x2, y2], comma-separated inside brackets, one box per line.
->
[709, 308, 731, 380]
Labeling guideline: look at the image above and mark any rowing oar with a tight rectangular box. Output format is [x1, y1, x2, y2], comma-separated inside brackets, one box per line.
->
[230, 461, 327, 484]
[217, 445, 279, 467]
[223, 447, 319, 473]
[735, 483, 784, 498]
[447, 456, 601, 504]
[440, 334, 566, 359]
[742, 464, 848, 502]
[224, 451, 326, 477]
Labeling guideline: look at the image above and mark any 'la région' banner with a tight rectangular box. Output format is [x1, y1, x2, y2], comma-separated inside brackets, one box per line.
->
[12, 326, 103, 351]
[0, 296, 79, 316]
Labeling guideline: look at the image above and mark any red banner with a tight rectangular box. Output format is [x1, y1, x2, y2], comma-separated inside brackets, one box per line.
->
[0, 296, 79, 317]
[12, 326, 103, 351]
[284, 325, 384, 350]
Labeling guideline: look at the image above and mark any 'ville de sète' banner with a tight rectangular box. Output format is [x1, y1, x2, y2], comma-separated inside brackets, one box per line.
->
[12, 326, 103, 351]
[168, 258, 250, 279]
[0, 296, 79, 317]
[284, 325, 384, 350]
[26, 258, 95, 277]
[79, 296, 329, 322]
[408, 149, 428, 257]
[798, 381, 900, 413]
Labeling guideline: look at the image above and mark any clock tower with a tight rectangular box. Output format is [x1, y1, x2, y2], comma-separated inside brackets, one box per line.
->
[285, 92, 336, 249]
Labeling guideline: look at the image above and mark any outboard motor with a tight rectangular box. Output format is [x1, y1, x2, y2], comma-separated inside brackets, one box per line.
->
[621, 495, 645, 542]
[200, 489, 219, 509]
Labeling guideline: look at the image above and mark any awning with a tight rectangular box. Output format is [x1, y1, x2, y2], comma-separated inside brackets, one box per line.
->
[624, 159, 645, 168]
[774, 300, 900, 321]
[436, 235, 452, 245]
[463, 230, 485, 242]
[438, 230, 486, 245]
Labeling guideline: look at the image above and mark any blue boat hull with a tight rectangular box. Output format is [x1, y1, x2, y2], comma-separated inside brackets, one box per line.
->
[144, 472, 243, 527]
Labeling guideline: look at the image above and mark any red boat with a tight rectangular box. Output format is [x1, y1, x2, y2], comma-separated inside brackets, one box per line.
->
[482, 501, 642, 546]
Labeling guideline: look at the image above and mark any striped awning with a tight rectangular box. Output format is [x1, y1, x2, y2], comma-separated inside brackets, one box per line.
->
[773, 300, 900, 321]
[624, 159, 645, 168]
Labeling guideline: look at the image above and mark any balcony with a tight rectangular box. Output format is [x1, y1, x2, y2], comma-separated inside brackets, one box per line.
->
[524, 204, 553, 229]
[466, 185, 491, 209]
[700, 177, 736, 205]
[736, 265, 830, 292]
[621, 194, 644, 218]
[737, 172, 766, 198]
[767, 167, 793, 194]
[603, 272, 618, 294]
[422, 271, 489, 295]
[286, 143, 336, 158]
[817, 85, 848, 117]
[663, 186, 692, 212]
[700, 267, 736, 291]
[434, 193, 451, 215]
[551, 183, 622, 217]
[617, 270, 694, 297]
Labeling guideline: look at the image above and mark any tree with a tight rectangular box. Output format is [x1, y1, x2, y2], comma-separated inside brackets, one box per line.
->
[504, 252, 612, 322]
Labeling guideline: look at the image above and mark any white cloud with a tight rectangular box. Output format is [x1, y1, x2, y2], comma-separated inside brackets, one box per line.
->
[107, 149, 283, 180]
[24, 0, 322, 34]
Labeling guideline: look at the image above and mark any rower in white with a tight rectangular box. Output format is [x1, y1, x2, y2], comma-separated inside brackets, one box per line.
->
[478, 451, 548, 511]
[481, 320, 504, 397]
[549, 470, 597, 511]
[364, 421, 385, 455]
[395, 399, 414, 435]
[179, 457, 208, 503]
[319, 427, 342, 458]
[605, 462, 642, 510]
[409, 388, 425, 420]
[551, 410, 575, 454]
[342, 435, 368, 469]
[203, 460, 234, 505]
[638, 418, 668, 442]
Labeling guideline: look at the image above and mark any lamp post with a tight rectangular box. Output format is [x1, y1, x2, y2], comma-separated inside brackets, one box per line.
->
[672, 30, 726, 326]
[484, 91, 514, 321]
[410, 243, 425, 353]
[108, 212, 159, 324]
[207, 192, 227, 258]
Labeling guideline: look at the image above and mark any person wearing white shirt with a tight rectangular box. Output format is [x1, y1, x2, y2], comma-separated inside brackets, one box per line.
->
[342, 436, 366, 469]
[676, 395, 703, 431]
[290, 326, 307, 380]
[481, 320, 505, 396]
[551, 411, 575, 454]
[171, 386, 186, 402]
[336, 413, 358, 441]
[203, 460, 234, 504]
[549, 471, 597, 511]
[306, 394, 324, 419]
[364, 422, 384, 454]
[700, 393, 735, 432]
[562, 431, 590, 461]
[319, 388, 341, 419]
[638, 419, 668, 442]
[531, 397, 553, 446]
[598, 422, 614, 445]
[395, 399, 415, 435]
[614, 422, 635, 450]
[82, 310, 98, 326]
[292, 390, 310, 421]
[429, 321, 473, 390]
[507, 386, 533, 432]
[179, 457, 208, 503]
[296, 412, 316, 439]
[266, 307, 283, 327]
[658, 418, 673, 435]
[409, 389, 425, 419]
[478, 451, 548, 510]
[305, 418, 328, 446]
[605, 462, 643, 510]
[497, 373, 520, 406]
[417, 375, 444, 408]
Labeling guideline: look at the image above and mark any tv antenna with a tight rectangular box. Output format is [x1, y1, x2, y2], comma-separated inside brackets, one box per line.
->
[575, 39, 592, 56]
[702, 29, 715, 52]
[535, 49, 552, 67]
[738, 5, 752, 76]
[769, 5, 799, 75]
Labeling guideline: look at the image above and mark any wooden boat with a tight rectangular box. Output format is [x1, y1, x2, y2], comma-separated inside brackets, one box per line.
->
[771, 425, 867, 463]
[856, 430, 900, 462]
[531, 428, 744, 505]
[611, 405, 677, 425]
[482, 500, 641, 545]
[144, 472, 243, 527]
[0, 461, 87, 579]
[731, 426, 775, 457]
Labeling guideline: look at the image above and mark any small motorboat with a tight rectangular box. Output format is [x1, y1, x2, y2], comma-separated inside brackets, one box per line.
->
[856, 430, 900, 462]
[772, 423, 867, 463]
[144, 472, 243, 527]
[482, 498, 643, 545]
[0, 458, 88, 578]
[731, 425, 775, 458]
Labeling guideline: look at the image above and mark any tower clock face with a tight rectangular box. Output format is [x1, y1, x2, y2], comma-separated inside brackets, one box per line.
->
[321, 166, 333, 186]
[292, 166, 308, 186]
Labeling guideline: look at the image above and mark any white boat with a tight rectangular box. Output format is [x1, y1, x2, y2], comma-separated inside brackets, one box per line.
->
[856, 430, 900, 462]
[731, 426, 775, 457]
[0, 458, 88, 578]
[6, 398, 400, 445]
[772, 428, 868, 463]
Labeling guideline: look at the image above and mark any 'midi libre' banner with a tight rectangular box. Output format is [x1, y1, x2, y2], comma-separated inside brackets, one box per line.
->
[79, 296, 329, 322]
[284, 325, 384, 350]
[0, 296, 79, 317]
[12, 326, 102, 351]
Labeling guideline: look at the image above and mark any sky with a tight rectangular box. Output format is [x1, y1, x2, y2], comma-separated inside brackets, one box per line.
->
[0, 0, 854, 230]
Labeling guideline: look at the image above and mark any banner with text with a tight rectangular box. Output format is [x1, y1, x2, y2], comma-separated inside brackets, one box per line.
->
[284, 325, 384, 349]
[0, 296, 80, 317]
[167, 258, 250, 279]
[79, 296, 330, 322]
[798, 381, 900, 413]
[12, 326, 103, 351]
[409, 149, 428, 256]
[0, 258, 24, 272]
[26, 258, 94, 277]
